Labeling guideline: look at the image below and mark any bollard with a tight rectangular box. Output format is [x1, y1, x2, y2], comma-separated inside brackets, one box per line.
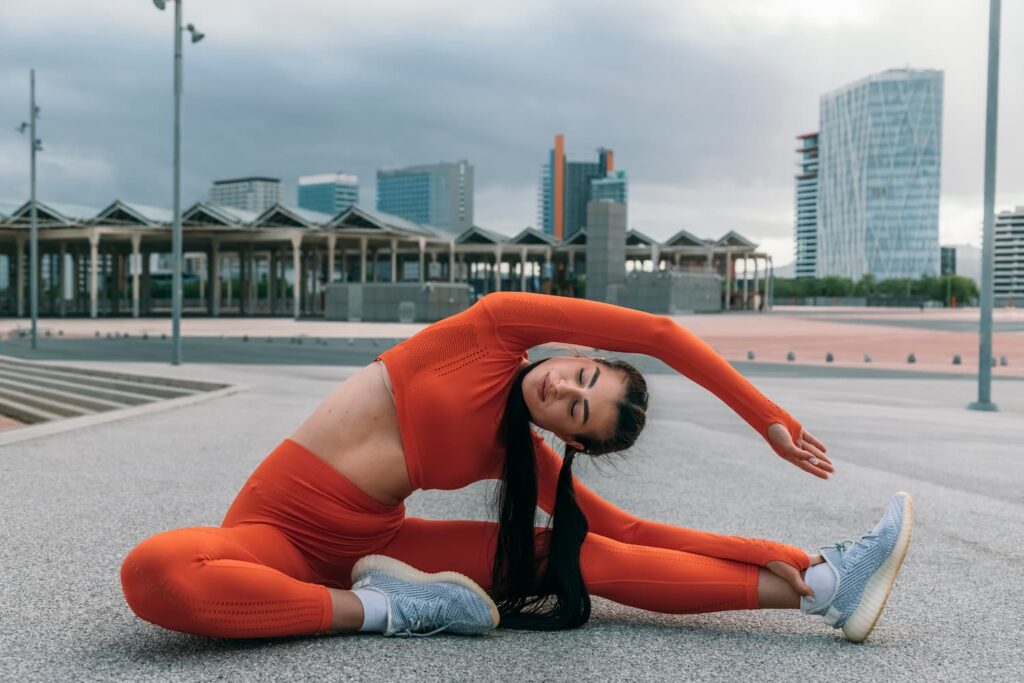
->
[161, 333, 167, 340]
[786, 351, 796, 362]
[297, 337, 303, 346]
[58, 330, 63, 336]
[348, 338, 355, 346]
[267, 336, 273, 343]
[864, 353, 872, 363]
[991, 356, 996, 367]
[1000, 355, 1008, 366]
[826, 352, 834, 363]
[242, 334, 249, 343]
[747, 350, 755, 360]
[907, 353, 916, 364]
[952, 355, 961, 365]
[143, 333, 148, 341]
[95, 331, 101, 338]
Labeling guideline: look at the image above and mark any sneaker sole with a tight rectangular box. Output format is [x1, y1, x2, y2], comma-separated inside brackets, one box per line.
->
[351, 554, 500, 630]
[842, 491, 914, 643]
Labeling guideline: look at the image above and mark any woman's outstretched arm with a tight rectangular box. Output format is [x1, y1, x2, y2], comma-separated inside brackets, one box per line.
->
[481, 292, 827, 471]
[532, 433, 809, 570]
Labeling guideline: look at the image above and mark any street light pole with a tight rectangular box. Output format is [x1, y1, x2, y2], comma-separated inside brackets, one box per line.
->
[969, 0, 1000, 412]
[171, 0, 183, 365]
[154, 0, 202, 364]
[29, 69, 39, 351]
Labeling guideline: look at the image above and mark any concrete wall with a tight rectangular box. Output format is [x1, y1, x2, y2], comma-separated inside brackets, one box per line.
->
[612, 270, 723, 314]
[324, 283, 472, 322]
[585, 200, 627, 303]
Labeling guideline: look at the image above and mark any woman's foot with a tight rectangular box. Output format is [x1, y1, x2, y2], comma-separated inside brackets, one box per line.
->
[803, 492, 914, 642]
[351, 555, 499, 636]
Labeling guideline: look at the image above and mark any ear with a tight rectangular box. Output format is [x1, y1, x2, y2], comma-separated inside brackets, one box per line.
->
[559, 434, 584, 451]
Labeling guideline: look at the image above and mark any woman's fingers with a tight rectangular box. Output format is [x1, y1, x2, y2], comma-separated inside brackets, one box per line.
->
[802, 430, 828, 453]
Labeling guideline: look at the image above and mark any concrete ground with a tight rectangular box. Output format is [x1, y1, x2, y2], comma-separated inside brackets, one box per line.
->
[1, 353, 1022, 681]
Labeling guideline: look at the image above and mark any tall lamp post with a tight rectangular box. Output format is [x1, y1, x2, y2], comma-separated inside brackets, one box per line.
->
[969, 0, 1000, 412]
[18, 70, 42, 350]
[152, 0, 204, 365]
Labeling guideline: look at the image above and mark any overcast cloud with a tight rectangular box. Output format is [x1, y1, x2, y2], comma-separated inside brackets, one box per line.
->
[1, 0, 1022, 265]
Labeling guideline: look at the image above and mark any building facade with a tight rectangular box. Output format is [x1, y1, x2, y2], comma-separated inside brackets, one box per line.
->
[995, 206, 1024, 306]
[209, 177, 280, 214]
[794, 132, 819, 279]
[376, 161, 473, 233]
[538, 135, 620, 240]
[591, 170, 628, 205]
[817, 69, 943, 280]
[298, 173, 359, 215]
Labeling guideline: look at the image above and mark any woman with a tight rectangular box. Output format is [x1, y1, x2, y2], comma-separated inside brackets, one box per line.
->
[121, 292, 912, 642]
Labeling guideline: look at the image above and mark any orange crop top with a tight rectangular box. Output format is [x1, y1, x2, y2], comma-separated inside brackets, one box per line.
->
[377, 292, 801, 494]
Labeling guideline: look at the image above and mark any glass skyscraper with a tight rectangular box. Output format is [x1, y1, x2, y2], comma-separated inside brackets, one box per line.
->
[794, 132, 819, 279]
[376, 161, 473, 233]
[298, 173, 359, 215]
[538, 136, 620, 240]
[817, 68, 943, 280]
[209, 177, 280, 214]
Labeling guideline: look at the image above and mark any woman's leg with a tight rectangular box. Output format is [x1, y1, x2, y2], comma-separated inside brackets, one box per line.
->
[376, 518, 798, 615]
[121, 523, 337, 638]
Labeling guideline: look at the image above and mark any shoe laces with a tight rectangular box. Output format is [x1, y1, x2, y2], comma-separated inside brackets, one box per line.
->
[395, 599, 454, 637]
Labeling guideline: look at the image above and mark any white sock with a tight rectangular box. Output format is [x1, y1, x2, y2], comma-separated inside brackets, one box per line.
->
[800, 562, 838, 613]
[352, 588, 389, 633]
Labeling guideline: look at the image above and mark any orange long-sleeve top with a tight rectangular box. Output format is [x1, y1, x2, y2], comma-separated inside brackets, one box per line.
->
[378, 292, 808, 568]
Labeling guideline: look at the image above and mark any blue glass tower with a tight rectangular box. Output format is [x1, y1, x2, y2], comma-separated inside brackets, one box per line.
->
[297, 173, 359, 215]
[817, 69, 943, 280]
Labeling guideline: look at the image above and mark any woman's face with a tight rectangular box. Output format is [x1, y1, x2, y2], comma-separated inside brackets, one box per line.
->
[522, 357, 626, 450]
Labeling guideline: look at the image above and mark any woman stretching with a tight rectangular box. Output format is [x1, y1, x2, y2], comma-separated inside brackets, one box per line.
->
[121, 292, 912, 642]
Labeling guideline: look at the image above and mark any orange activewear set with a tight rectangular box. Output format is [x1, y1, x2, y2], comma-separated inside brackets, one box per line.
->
[121, 293, 810, 638]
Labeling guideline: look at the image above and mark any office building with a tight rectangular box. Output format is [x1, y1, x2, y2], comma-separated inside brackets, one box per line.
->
[817, 68, 943, 280]
[297, 173, 359, 215]
[794, 132, 819, 279]
[591, 170, 628, 204]
[995, 206, 1024, 306]
[538, 135, 619, 240]
[209, 177, 280, 214]
[376, 161, 473, 233]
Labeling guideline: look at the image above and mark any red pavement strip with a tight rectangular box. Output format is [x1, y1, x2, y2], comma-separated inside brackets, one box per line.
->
[1, 306, 1021, 377]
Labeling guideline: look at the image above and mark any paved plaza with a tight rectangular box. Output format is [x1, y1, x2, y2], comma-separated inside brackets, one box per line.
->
[1, 338, 1022, 680]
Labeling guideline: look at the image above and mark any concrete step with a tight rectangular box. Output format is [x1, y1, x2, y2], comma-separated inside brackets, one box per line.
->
[0, 376, 132, 413]
[0, 355, 229, 428]
[0, 359, 205, 399]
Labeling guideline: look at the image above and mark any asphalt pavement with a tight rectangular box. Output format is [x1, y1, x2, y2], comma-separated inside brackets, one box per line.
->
[1, 359, 1022, 681]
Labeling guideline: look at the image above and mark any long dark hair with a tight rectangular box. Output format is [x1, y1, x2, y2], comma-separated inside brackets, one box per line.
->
[492, 356, 648, 630]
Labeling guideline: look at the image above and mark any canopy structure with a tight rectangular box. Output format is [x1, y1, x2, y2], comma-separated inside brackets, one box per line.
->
[0, 198, 774, 317]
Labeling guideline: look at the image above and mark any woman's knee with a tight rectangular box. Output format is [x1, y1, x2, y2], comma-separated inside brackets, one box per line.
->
[120, 527, 218, 628]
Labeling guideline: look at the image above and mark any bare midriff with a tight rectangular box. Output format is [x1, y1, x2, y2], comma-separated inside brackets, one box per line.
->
[288, 360, 413, 507]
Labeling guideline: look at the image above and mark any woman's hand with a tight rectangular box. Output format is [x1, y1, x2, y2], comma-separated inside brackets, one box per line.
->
[766, 423, 833, 479]
[765, 554, 825, 600]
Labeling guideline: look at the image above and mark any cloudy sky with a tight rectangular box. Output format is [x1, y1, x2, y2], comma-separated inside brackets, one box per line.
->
[1, 0, 1021, 265]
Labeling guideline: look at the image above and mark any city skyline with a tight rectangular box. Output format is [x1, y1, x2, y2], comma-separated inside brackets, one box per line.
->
[1, 1, 1023, 267]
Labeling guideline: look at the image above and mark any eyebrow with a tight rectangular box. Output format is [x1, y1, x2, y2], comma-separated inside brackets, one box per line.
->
[583, 367, 600, 424]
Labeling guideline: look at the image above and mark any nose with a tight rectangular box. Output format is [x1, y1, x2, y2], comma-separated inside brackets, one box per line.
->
[556, 378, 584, 400]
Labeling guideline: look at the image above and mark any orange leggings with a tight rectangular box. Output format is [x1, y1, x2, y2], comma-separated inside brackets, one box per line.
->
[121, 440, 787, 638]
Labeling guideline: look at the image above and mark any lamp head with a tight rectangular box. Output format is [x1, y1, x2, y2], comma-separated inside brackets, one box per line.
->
[152, 0, 166, 10]
[186, 23, 204, 43]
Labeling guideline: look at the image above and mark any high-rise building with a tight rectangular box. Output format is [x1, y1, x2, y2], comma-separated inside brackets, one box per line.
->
[538, 135, 621, 240]
[591, 170, 628, 205]
[298, 173, 359, 215]
[995, 206, 1024, 306]
[376, 161, 473, 233]
[794, 132, 819, 279]
[209, 176, 280, 214]
[817, 68, 943, 280]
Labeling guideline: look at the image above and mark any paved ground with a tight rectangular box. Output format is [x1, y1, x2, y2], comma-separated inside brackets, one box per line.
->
[1, 354, 1022, 681]
[3, 305, 1022, 378]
